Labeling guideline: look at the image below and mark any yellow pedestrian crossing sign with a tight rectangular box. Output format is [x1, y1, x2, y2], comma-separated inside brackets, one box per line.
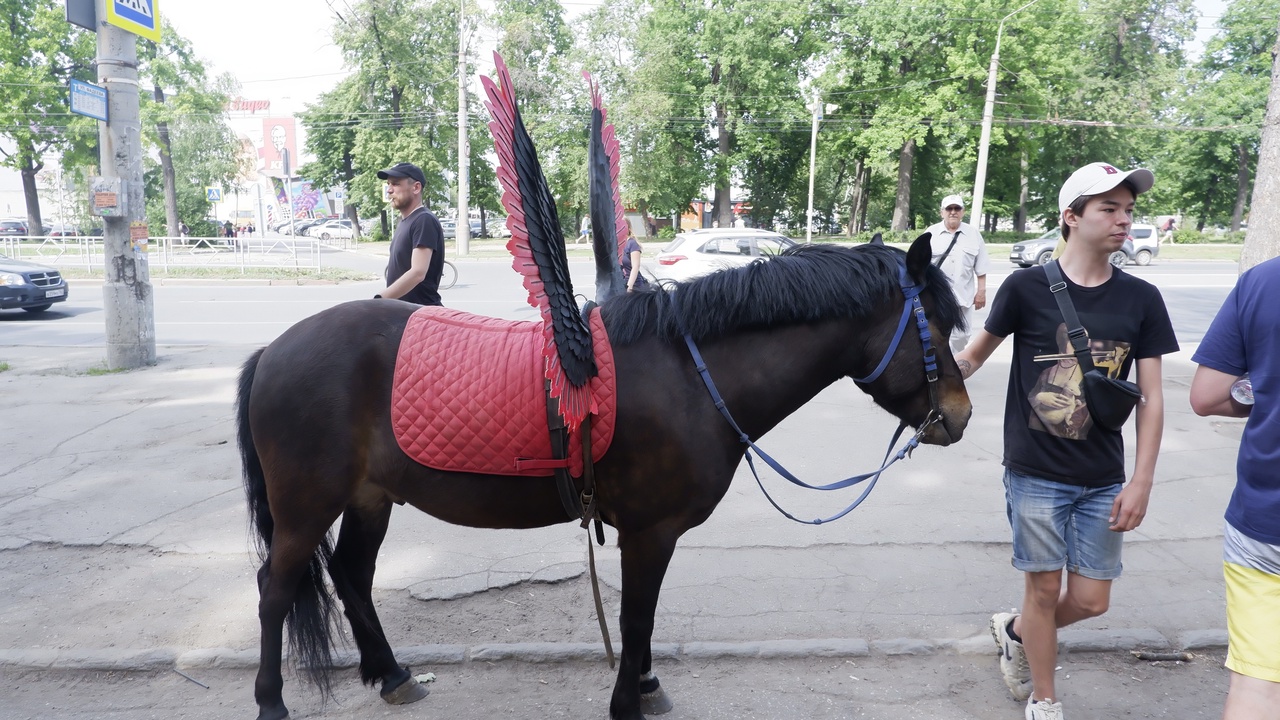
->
[206, 187, 222, 202]
[105, 0, 162, 43]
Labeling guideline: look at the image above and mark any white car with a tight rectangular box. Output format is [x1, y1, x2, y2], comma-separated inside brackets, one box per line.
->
[1126, 223, 1160, 266]
[652, 228, 797, 282]
[306, 220, 355, 241]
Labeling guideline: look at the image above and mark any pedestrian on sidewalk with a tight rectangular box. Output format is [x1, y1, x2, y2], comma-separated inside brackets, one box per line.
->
[923, 193, 990, 354]
[375, 162, 446, 306]
[1189, 256, 1280, 720]
[954, 162, 1179, 720]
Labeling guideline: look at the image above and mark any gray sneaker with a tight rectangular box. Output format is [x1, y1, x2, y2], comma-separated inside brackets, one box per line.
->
[1025, 697, 1065, 720]
[991, 611, 1032, 701]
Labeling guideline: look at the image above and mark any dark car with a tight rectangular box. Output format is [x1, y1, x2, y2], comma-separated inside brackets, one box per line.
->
[0, 252, 68, 313]
[0, 219, 30, 237]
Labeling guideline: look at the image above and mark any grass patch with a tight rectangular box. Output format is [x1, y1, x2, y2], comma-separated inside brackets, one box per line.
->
[84, 362, 128, 376]
[56, 266, 380, 282]
[0, 362, 10, 373]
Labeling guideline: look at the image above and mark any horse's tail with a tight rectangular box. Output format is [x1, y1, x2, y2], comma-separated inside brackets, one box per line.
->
[238, 348, 273, 556]
[237, 348, 340, 696]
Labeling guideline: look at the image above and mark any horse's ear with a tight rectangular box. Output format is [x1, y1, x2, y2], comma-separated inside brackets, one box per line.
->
[906, 232, 933, 283]
[869, 232, 883, 245]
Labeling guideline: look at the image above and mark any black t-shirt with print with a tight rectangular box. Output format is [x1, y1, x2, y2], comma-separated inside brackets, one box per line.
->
[985, 265, 1178, 487]
[386, 206, 445, 306]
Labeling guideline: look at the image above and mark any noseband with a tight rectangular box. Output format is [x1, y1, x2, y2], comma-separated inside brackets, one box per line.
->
[675, 261, 944, 525]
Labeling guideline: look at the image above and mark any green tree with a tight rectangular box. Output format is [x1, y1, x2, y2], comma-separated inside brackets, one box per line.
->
[298, 77, 364, 234]
[0, 0, 96, 235]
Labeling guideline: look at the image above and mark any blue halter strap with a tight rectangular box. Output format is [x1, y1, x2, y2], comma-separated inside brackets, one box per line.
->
[675, 263, 942, 525]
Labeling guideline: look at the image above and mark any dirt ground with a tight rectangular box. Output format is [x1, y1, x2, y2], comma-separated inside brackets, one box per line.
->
[2, 650, 1230, 720]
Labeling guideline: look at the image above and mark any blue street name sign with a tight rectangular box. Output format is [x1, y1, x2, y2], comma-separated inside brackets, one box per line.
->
[69, 79, 108, 122]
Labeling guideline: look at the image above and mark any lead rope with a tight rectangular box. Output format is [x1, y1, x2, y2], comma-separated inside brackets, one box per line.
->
[578, 414, 615, 668]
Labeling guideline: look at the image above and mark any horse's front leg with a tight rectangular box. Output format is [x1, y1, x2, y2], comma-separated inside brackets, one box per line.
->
[610, 526, 679, 720]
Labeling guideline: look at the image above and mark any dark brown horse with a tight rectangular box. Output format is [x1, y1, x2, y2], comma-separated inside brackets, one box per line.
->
[236, 235, 972, 720]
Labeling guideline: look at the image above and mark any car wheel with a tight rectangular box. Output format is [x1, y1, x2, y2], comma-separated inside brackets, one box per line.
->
[1108, 250, 1127, 268]
[1035, 249, 1053, 265]
[23, 304, 52, 313]
[321, 232, 331, 241]
[1135, 249, 1152, 266]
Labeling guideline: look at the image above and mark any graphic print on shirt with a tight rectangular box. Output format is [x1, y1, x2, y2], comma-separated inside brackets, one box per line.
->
[1027, 323, 1131, 440]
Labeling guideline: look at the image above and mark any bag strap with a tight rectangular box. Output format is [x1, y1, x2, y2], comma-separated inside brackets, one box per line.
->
[1042, 261, 1096, 373]
[932, 230, 960, 268]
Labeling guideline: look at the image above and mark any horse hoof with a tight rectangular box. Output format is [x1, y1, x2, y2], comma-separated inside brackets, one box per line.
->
[639, 686, 673, 715]
[380, 676, 430, 705]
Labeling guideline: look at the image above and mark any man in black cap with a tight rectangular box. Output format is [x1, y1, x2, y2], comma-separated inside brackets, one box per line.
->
[376, 162, 446, 305]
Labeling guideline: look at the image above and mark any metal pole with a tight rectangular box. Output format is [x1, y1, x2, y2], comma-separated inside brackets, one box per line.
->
[456, 0, 470, 256]
[95, 0, 156, 369]
[971, 0, 1043, 225]
[806, 93, 820, 243]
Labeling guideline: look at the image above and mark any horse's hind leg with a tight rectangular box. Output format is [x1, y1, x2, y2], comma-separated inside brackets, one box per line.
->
[610, 527, 680, 720]
[328, 496, 428, 705]
[253, 524, 334, 720]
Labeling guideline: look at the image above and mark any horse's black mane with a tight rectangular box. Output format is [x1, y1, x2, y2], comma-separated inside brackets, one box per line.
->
[603, 242, 962, 346]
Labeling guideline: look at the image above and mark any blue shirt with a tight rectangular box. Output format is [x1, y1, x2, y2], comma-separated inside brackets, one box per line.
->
[1192, 256, 1280, 545]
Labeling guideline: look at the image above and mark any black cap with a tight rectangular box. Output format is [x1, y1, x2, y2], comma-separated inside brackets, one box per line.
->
[376, 162, 426, 187]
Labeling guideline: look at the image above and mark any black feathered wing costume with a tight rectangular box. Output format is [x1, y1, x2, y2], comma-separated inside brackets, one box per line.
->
[481, 53, 597, 432]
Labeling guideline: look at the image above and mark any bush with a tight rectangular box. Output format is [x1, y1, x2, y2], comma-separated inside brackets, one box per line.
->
[983, 230, 1042, 245]
[1170, 229, 1245, 244]
[657, 226, 677, 239]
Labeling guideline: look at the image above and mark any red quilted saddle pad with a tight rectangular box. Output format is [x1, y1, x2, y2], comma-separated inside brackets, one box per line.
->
[391, 306, 616, 477]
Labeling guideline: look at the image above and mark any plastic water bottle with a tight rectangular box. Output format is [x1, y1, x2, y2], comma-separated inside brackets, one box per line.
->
[1231, 373, 1254, 405]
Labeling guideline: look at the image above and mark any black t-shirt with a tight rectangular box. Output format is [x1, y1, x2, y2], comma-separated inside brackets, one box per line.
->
[985, 265, 1179, 487]
[386, 207, 445, 306]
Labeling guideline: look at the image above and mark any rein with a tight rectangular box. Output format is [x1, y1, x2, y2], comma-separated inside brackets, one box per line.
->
[675, 264, 942, 525]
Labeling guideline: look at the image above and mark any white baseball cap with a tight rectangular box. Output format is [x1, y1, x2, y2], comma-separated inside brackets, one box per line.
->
[940, 194, 965, 210]
[1058, 162, 1154, 212]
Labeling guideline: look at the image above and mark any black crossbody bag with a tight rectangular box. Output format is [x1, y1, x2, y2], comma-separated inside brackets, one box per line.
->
[1043, 261, 1143, 431]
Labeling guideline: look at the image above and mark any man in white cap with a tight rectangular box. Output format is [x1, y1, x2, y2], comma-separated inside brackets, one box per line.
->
[954, 162, 1179, 720]
[924, 194, 990, 353]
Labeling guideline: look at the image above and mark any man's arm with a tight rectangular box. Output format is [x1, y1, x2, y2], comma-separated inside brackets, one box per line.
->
[382, 247, 433, 299]
[1190, 365, 1252, 418]
[1110, 356, 1164, 531]
[953, 329, 1004, 379]
[973, 274, 987, 310]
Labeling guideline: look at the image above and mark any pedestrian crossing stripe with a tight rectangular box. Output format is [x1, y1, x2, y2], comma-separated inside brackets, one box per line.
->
[105, 0, 162, 43]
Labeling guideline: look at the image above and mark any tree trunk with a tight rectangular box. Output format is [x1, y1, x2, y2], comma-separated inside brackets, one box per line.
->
[1240, 18, 1280, 271]
[712, 100, 733, 228]
[19, 148, 43, 237]
[858, 164, 870, 233]
[846, 156, 865, 237]
[153, 85, 180, 238]
[1231, 143, 1250, 232]
[1015, 149, 1029, 233]
[891, 138, 915, 231]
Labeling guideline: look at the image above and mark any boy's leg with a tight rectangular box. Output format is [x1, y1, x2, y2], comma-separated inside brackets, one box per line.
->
[1223, 672, 1280, 720]
[1056, 573, 1112, 626]
[1020, 570, 1063, 702]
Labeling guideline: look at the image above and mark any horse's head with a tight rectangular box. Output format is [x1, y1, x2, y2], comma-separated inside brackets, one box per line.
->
[851, 233, 972, 445]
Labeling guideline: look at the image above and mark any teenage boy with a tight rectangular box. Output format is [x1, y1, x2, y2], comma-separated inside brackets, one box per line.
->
[1190, 256, 1280, 720]
[954, 162, 1179, 719]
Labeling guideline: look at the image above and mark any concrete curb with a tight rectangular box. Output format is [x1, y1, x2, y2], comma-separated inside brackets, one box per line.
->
[0, 629, 1228, 672]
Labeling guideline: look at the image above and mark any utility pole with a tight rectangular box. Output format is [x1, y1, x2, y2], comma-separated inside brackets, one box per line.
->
[95, 0, 156, 369]
[456, 0, 470, 256]
[971, 0, 1043, 226]
[805, 92, 821, 243]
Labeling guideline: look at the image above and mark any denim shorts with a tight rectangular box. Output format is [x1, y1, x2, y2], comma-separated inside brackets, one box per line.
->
[1002, 468, 1124, 580]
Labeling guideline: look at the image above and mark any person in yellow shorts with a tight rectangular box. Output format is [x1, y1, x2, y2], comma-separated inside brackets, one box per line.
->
[1190, 255, 1280, 720]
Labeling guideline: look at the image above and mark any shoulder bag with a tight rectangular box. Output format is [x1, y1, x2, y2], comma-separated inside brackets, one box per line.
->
[1043, 261, 1143, 431]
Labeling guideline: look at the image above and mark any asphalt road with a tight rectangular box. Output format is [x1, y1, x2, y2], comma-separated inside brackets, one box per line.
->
[0, 255, 1240, 348]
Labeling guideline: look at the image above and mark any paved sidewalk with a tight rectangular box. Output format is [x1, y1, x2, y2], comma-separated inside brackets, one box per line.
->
[0, 339, 1242, 673]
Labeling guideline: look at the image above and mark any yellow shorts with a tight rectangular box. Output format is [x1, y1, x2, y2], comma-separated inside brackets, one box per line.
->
[1225, 561, 1280, 682]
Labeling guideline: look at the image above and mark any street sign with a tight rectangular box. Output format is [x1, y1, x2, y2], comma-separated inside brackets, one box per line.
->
[332, 190, 345, 200]
[65, 0, 96, 31]
[206, 187, 222, 202]
[104, 0, 161, 43]
[69, 79, 108, 122]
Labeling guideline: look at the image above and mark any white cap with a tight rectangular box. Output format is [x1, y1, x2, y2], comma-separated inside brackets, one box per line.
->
[940, 194, 965, 210]
[1058, 162, 1154, 213]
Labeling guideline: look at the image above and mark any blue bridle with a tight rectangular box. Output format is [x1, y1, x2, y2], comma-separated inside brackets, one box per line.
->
[676, 264, 943, 525]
